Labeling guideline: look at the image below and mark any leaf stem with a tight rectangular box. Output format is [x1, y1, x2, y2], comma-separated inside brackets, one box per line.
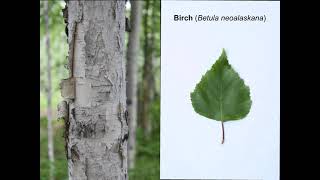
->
[221, 121, 224, 144]
[219, 77, 224, 144]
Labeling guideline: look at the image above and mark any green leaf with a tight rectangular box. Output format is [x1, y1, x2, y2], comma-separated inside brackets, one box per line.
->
[190, 49, 252, 143]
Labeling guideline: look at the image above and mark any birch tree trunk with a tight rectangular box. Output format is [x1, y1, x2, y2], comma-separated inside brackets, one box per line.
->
[141, 0, 154, 137]
[60, 1, 128, 179]
[126, 0, 142, 169]
[44, 1, 55, 180]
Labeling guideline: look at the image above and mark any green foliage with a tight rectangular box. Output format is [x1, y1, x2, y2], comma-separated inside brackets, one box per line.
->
[129, 98, 160, 179]
[191, 49, 252, 121]
[40, 1, 66, 37]
[40, 118, 68, 180]
[129, 127, 160, 180]
[40, 0, 68, 110]
[151, 95, 160, 131]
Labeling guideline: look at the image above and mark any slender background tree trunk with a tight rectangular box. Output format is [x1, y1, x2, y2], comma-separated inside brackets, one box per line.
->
[141, 0, 155, 138]
[44, 1, 55, 180]
[126, 0, 142, 169]
[61, 1, 128, 179]
[149, 0, 157, 100]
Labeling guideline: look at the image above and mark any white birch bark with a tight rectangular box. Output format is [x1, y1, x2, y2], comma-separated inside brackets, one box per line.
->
[126, 0, 142, 169]
[60, 1, 128, 179]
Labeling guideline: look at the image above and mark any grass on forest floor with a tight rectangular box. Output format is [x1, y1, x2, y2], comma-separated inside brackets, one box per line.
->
[40, 117, 159, 180]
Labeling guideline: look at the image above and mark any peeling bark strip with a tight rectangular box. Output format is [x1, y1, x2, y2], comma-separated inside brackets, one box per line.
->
[60, 1, 127, 179]
[60, 78, 75, 99]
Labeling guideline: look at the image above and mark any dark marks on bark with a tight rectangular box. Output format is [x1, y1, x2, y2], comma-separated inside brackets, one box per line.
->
[70, 144, 80, 163]
[76, 1, 84, 23]
[85, 158, 89, 180]
[74, 119, 107, 139]
[62, 105, 72, 159]
[117, 34, 122, 50]
[71, 107, 108, 139]
[62, 2, 69, 38]
[111, 1, 117, 19]
[124, 110, 129, 129]
[63, 115, 70, 159]
[117, 102, 128, 176]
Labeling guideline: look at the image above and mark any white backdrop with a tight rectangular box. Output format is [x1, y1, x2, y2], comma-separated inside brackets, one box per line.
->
[160, 1, 280, 180]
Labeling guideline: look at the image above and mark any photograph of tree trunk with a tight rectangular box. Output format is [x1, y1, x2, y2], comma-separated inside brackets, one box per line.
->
[40, 1, 280, 180]
[40, 1, 160, 179]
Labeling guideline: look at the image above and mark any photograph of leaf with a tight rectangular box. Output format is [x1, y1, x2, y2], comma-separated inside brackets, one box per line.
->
[190, 49, 252, 144]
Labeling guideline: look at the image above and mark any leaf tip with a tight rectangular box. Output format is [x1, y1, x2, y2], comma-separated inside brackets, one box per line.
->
[215, 48, 229, 66]
[220, 48, 227, 59]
